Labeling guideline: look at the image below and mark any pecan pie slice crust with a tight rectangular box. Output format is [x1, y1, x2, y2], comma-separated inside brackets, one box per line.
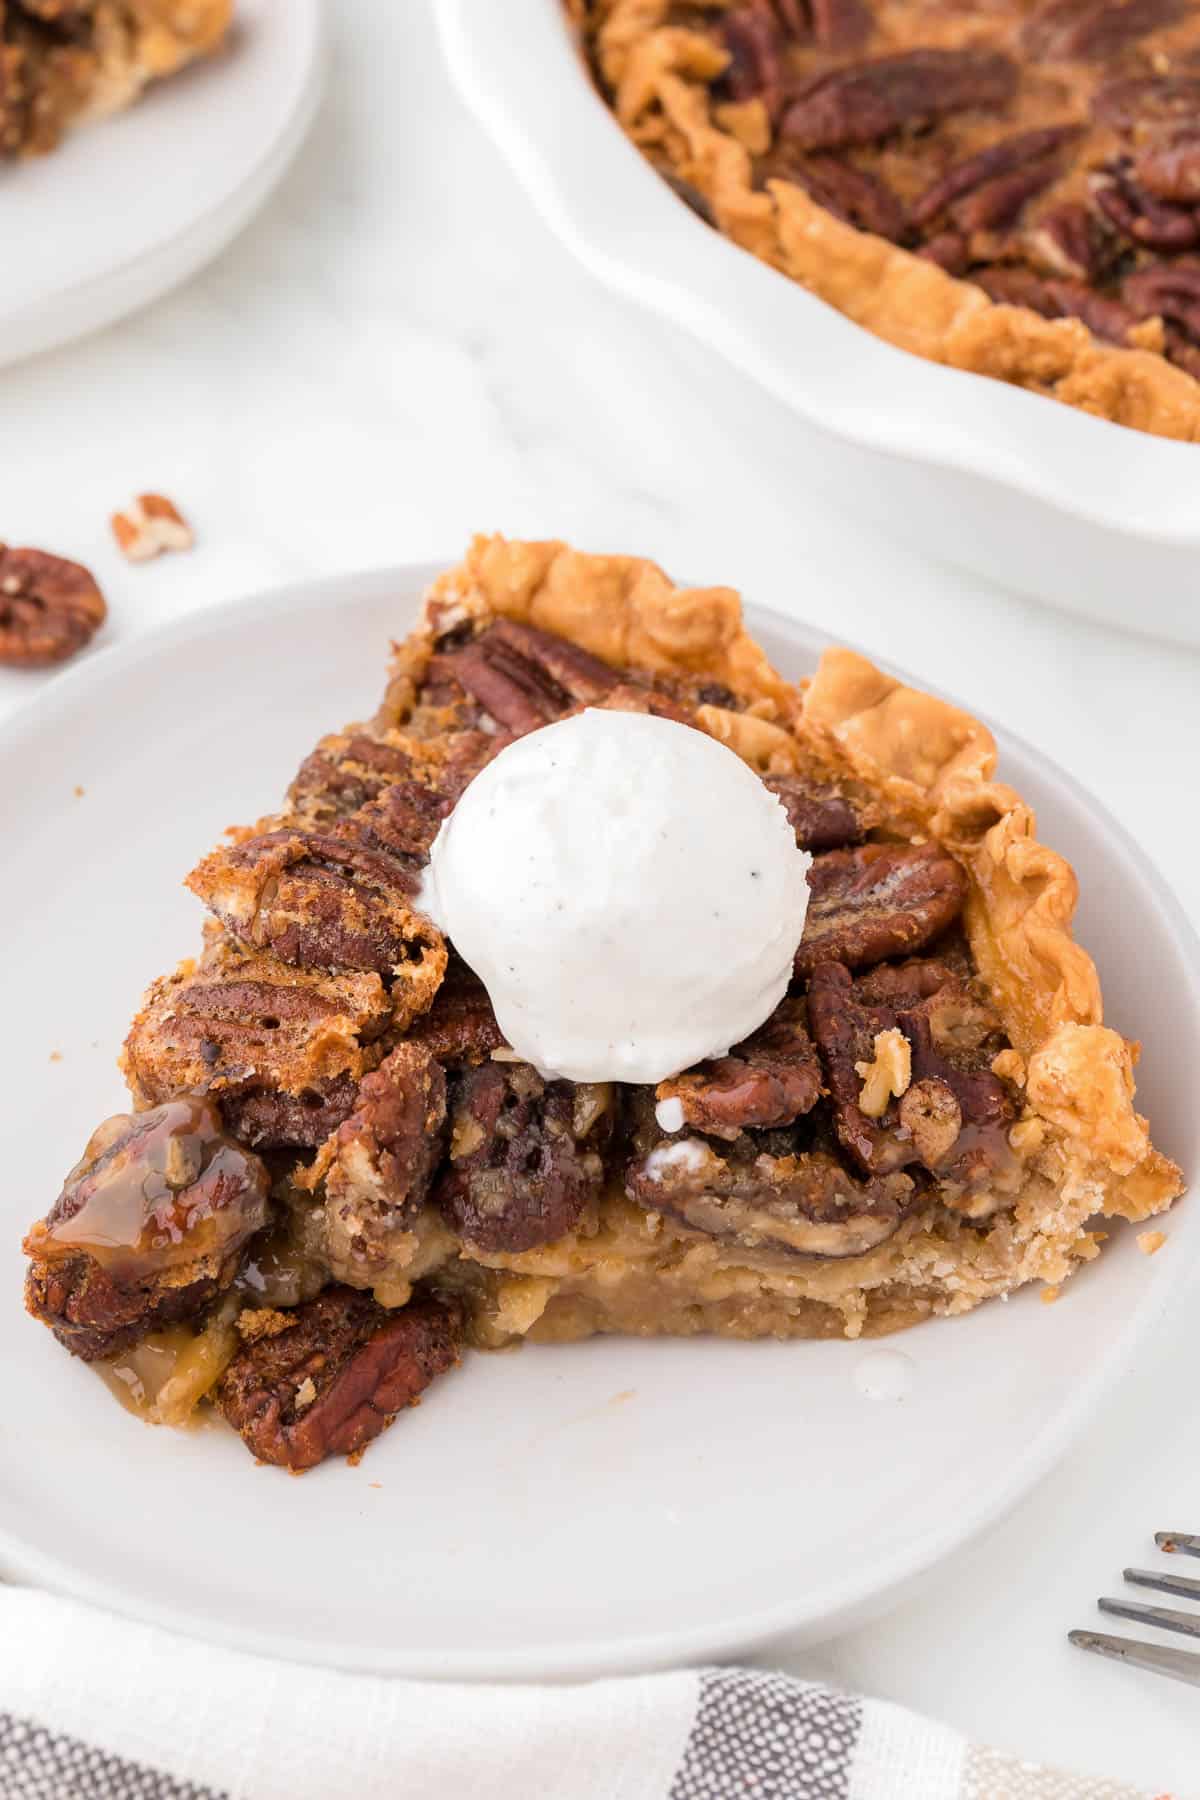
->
[21, 535, 1184, 1467]
[1, 0, 231, 159]
[577, 1, 1200, 440]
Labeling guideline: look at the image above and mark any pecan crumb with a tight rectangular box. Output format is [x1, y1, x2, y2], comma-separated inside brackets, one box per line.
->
[855, 1027, 911, 1119]
[111, 493, 194, 562]
[1041, 1285, 1060, 1305]
[1137, 1230, 1167, 1256]
[236, 1307, 295, 1344]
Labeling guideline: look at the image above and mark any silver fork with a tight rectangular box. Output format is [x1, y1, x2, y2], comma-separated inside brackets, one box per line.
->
[1070, 1533, 1200, 1687]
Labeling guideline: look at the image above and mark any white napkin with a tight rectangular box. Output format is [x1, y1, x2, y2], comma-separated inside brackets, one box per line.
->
[0, 1587, 1164, 1800]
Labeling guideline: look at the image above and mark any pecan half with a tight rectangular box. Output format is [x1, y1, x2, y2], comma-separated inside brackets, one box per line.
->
[1092, 165, 1200, 251]
[23, 1098, 270, 1360]
[719, 5, 787, 113]
[217, 1287, 461, 1471]
[1026, 201, 1112, 282]
[764, 771, 866, 851]
[625, 1123, 915, 1259]
[186, 828, 447, 1020]
[122, 947, 391, 1148]
[655, 996, 821, 1141]
[954, 159, 1066, 233]
[975, 266, 1141, 342]
[220, 1080, 363, 1153]
[768, 148, 907, 239]
[1124, 262, 1200, 341]
[720, 0, 873, 65]
[436, 1062, 609, 1253]
[795, 842, 967, 975]
[1022, 0, 1187, 61]
[320, 1044, 448, 1288]
[1045, 280, 1142, 343]
[0, 545, 106, 667]
[781, 50, 1017, 151]
[425, 619, 617, 737]
[1132, 137, 1200, 203]
[918, 232, 970, 275]
[910, 127, 1081, 230]
[349, 769, 463, 866]
[407, 958, 504, 1066]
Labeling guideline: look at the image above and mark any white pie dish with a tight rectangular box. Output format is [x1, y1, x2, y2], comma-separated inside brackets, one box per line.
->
[0, 0, 324, 368]
[0, 565, 1195, 1679]
[437, 0, 1200, 646]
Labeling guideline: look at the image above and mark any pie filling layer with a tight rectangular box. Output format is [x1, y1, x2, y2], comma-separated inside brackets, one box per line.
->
[576, 0, 1200, 440]
[20, 536, 1184, 1470]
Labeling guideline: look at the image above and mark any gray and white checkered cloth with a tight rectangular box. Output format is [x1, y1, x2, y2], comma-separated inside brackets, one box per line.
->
[0, 1589, 1170, 1800]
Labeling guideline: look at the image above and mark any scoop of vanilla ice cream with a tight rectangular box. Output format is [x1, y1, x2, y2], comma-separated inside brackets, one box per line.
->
[417, 709, 811, 1084]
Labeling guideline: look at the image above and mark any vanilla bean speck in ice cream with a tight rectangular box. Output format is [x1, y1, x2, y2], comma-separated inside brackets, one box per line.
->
[417, 710, 811, 1084]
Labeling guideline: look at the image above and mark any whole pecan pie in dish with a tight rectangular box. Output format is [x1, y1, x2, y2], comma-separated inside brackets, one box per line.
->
[21, 535, 1184, 1470]
[575, 0, 1200, 441]
[0, 0, 230, 158]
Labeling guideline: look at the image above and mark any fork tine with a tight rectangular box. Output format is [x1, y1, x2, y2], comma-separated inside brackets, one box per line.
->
[1155, 1531, 1200, 1558]
[1099, 1598, 1200, 1639]
[1069, 1629, 1200, 1687]
[1124, 1566, 1200, 1602]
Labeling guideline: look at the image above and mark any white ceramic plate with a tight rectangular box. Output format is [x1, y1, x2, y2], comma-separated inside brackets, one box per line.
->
[1, 568, 1196, 1679]
[0, 0, 323, 367]
[437, 0, 1200, 645]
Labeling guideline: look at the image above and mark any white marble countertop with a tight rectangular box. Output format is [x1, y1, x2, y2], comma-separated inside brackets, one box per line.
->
[3, 3, 1199, 1791]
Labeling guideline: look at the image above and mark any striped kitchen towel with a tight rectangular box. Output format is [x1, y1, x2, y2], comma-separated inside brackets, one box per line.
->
[0, 1588, 1173, 1800]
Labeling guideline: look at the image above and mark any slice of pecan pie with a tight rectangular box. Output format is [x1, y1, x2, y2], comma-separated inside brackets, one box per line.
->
[576, 1, 1200, 440]
[21, 534, 1184, 1469]
[0, 0, 230, 158]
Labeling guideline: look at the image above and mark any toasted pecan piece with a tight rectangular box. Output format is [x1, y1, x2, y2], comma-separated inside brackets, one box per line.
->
[656, 996, 822, 1141]
[217, 1287, 461, 1471]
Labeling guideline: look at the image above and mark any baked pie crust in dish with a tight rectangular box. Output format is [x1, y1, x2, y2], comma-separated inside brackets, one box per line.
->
[574, 0, 1200, 441]
[21, 536, 1184, 1470]
[0, 0, 231, 158]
